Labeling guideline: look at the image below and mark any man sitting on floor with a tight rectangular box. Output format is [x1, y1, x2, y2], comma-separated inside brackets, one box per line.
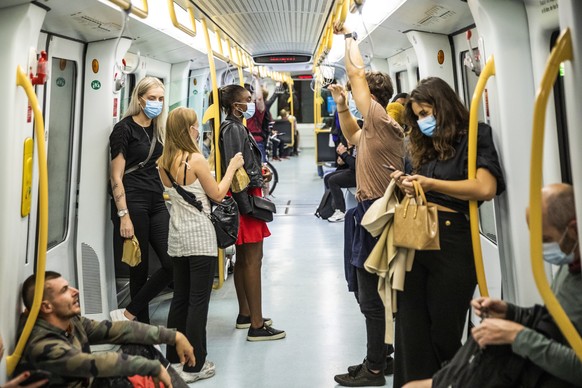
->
[16, 271, 195, 387]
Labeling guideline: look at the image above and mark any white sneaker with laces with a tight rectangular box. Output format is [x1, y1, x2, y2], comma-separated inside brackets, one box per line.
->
[178, 360, 216, 383]
[328, 209, 345, 222]
[110, 309, 130, 322]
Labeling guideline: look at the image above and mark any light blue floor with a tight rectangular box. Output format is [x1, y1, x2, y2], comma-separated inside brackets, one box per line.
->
[151, 142, 393, 387]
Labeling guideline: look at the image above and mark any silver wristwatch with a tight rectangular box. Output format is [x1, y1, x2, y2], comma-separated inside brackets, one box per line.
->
[117, 209, 129, 217]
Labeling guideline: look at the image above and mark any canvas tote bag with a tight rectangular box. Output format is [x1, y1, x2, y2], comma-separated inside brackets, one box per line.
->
[393, 180, 440, 250]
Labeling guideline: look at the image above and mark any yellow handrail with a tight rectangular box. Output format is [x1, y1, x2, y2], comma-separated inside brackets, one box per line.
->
[468, 55, 495, 297]
[201, 17, 225, 289]
[108, 0, 149, 19]
[335, 0, 349, 30]
[7, 66, 49, 375]
[530, 28, 582, 362]
[167, 0, 196, 37]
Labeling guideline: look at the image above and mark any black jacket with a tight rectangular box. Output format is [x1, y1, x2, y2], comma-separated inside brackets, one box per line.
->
[219, 115, 264, 189]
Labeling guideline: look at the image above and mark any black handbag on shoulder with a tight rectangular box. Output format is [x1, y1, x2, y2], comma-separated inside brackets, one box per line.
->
[249, 195, 276, 222]
[163, 168, 239, 248]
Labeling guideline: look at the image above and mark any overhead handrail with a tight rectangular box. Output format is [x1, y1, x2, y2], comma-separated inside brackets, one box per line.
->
[167, 0, 196, 37]
[529, 28, 582, 362]
[108, 0, 149, 19]
[200, 17, 226, 289]
[7, 66, 49, 375]
[468, 55, 496, 297]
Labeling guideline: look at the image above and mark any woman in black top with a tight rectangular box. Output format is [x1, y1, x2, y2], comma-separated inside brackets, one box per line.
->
[109, 76, 172, 323]
[390, 77, 506, 387]
[218, 84, 286, 341]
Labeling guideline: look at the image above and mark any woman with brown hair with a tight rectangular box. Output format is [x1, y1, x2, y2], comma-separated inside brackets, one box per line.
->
[390, 77, 506, 387]
[158, 107, 243, 382]
[218, 84, 286, 341]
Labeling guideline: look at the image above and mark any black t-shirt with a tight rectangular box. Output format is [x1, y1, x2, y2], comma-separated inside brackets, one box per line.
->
[109, 116, 164, 194]
[416, 123, 506, 214]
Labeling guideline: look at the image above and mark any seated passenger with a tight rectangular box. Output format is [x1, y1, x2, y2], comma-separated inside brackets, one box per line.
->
[325, 142, 356, 223]
[16, 271, 195, 387]
[404, 183, 582, 388]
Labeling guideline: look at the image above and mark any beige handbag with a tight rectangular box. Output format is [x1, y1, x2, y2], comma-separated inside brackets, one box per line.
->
[231, 167, 250, 193]
[393, 180, 440, 250]
[122, 236, 142, 267]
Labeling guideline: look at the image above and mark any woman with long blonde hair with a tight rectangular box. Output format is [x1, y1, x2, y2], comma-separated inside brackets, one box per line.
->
[159, 107, 243, 382]
[109, 76, 172, 324]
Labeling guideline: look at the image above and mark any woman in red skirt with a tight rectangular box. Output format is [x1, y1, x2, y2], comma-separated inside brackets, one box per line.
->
[218, 83, 286, 341]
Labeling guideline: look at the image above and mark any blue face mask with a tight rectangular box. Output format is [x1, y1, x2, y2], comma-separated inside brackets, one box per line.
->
[142, 99, 163, 119]
[236, 102, 256, 119]
[417, 115, 436, 137]
[543, 228, 578, 266]
[348, 93, 363, 120]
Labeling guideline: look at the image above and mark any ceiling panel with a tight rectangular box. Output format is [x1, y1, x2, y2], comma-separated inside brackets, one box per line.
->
[193, 0, 335, 57]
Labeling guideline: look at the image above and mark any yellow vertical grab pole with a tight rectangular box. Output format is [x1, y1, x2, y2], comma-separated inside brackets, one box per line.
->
[529, 28, 582, 362]
[468, 55, 496, 297]
[201, 18, 225, 289]
[7, 67, 49, 375]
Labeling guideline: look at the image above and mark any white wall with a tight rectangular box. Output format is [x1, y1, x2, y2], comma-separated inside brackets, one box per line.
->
[406, 31, 455, 88]
[387, 47, 418, 93]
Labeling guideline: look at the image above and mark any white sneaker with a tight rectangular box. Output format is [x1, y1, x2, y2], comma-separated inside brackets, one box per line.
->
[178, 360, 216, 383]
[170, 363, 183, 373]
[328, 210, 345, 222]
[110, 308, 130, 322]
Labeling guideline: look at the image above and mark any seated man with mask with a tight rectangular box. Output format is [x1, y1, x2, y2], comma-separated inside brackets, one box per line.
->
[404, 183, 582, 388]
[16, 271, 195, 387]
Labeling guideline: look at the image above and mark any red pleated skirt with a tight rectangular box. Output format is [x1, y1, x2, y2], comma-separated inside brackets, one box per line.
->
[236, 187, 271, 245]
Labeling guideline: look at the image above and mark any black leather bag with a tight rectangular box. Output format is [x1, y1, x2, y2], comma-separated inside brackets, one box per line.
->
[249, 196, 276, 222]
[163, 168, 239, 248]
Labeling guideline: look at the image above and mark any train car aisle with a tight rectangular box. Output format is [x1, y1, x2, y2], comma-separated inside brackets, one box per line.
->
[150, 145, 392, 387]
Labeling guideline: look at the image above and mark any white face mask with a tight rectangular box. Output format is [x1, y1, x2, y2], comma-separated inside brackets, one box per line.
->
[236, 102, 255, 119]
[542, 228, 578, 266]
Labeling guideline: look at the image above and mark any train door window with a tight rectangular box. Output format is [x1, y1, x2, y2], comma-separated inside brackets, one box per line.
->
[396, 71, 409, 94]
[460, 49, 484, 122]
[479, 200, 497, 243]
[550, 30, 572, 184]
[120, 74, 135, 118]
[47, 58, 77, 248]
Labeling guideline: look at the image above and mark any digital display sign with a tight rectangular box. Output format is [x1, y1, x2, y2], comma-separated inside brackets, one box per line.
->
[254, 54, 311, 64]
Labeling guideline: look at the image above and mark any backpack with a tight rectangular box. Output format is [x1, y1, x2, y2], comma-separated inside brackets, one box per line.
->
[315, 189, 334, 219]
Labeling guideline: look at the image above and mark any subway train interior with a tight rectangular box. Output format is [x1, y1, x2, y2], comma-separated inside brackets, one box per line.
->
[0, 0, 581, 386]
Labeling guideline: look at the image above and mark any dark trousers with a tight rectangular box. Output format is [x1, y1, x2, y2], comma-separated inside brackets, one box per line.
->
[112, 190, 173, 323]
[393, 212, 477, 388]
[271, 137, 286, 158]
[324, 169, 356, 212]
[166, 255, 215, 373]
[356, 267, 387, 371]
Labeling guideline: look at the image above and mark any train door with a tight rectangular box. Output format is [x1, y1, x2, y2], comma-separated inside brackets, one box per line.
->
[36, 35, 85, 287]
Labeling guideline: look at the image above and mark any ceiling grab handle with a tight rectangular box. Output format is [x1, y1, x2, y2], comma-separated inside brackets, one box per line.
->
[108, 0, 148, 19]
[6, 66, 49, 375]
[200, 17, 225, 289]
[530, 28, 582, 362]
[468, 55, 495, 298]
[167, 0, 196, 37]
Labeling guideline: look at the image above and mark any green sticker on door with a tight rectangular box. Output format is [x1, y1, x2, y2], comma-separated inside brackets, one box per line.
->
[56, 77, 66, 87]
[91, 80, 101, 90]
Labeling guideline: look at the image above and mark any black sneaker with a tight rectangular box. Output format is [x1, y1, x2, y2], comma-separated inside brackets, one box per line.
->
[334, 363, 386, 387]
[247, 325, 286, 341]
[348, 356, 394, 376]
[235, 315, 273, 329]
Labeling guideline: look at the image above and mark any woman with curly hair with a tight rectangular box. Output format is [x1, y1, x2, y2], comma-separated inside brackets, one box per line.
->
[390, 77, 506, 387]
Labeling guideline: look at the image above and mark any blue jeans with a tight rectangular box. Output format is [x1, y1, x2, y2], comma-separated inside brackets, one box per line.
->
[257, 141, 266, 163]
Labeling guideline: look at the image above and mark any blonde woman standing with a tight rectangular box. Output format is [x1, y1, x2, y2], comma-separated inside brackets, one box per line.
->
[158, 107, 243, 382]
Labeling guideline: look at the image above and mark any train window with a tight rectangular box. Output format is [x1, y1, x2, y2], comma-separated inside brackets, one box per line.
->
[479, 200, 497, 244]
[396, 71, 409, 94]
[120, 74, 135, 118]
[47, 58, 77, 248]
[550, 30, 572, 184]
[460, 49, 484, 123]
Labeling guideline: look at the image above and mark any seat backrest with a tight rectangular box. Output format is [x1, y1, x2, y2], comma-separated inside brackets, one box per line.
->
[272, 120, 293, 145]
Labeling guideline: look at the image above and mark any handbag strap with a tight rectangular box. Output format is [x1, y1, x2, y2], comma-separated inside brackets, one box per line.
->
[163, 167, 204, 212]
[125, 129, 157, 175]
[412, 180, 428, 205]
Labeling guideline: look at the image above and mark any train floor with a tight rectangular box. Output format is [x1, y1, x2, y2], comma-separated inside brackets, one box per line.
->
[147, 144, 394, 387]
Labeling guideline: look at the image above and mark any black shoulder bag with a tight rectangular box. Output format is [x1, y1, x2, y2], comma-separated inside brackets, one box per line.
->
[163, 166, 239, 249]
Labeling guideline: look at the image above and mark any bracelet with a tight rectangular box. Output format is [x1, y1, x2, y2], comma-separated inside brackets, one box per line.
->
[337, 108, 349, 114]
